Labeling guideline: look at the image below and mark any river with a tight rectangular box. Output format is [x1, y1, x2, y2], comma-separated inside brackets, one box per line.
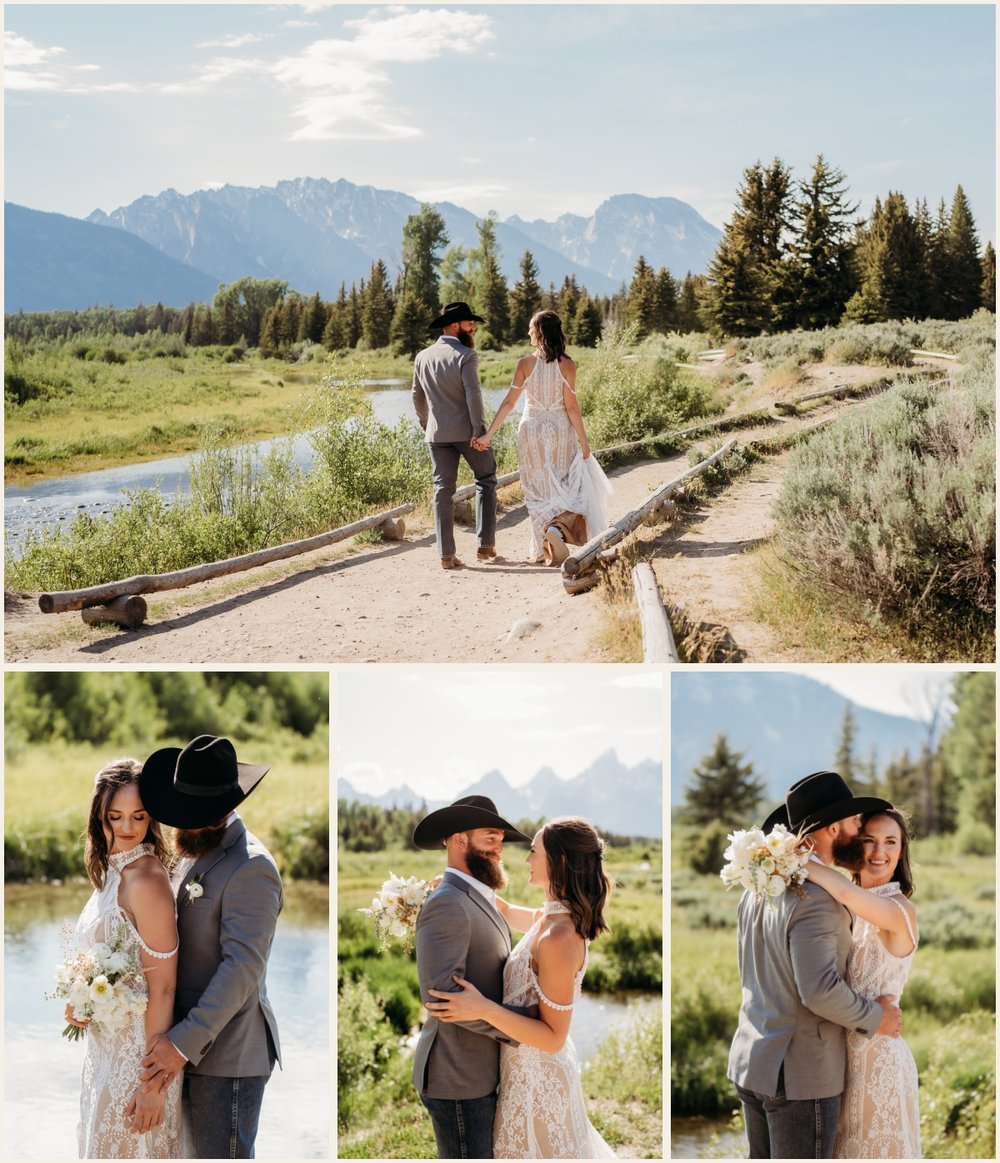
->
[4, 385, 515, 545]
[4, 882, 329, 1159]
[670, 1116, 746, 1158]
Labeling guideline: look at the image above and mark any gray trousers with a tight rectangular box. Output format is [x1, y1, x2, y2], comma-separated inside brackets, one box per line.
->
[429, 441, 497, 557]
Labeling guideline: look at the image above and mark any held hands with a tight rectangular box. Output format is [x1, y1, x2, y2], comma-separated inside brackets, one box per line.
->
[426, 975, 490, 1021]
[471, 433, 493, 452]
[876, 994, 902, 1039]
[124, 1084, 166, 1135]
[139, 1033, 186, 1096]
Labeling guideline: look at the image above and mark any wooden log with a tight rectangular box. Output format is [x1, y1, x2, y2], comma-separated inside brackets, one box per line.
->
[453, 470, 521, 502]
[631, 563, 678, 662]
[562, 438, 738, 578]
[80, 595, 148, 630]
[38, 501, 416, 614]
[910, 349, 958, 360]
[380, 517, 406, 540]
[788, 384, 852, 405]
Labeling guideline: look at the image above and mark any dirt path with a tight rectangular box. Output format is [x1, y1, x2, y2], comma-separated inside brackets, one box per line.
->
[5, 361, 944, 665]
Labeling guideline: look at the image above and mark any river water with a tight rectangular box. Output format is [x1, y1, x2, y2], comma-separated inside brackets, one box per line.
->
[4, 385, 514, 546]
[670, 1116, 746, 1158]
[4, 882, 329, 1159]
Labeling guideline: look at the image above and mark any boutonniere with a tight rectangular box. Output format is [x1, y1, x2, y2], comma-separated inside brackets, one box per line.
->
[185, 874, 204, 906]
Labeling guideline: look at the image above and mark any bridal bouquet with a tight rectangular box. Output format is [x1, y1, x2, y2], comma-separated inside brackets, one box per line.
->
[359, 873, 433, 953]
[720, 824, 811, 907]
[47, 922, 147, 1041]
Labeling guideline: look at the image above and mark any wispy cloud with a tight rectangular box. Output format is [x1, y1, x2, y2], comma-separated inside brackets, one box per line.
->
[272, 7, 494, 141]
[196, 33, 267, 50]
[5, 31, 71, 90]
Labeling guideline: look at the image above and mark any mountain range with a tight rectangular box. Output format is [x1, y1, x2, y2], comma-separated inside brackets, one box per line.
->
[670, 673, 937, 810]
[5, 176, 722, 312]
[338, 748, 663, 838]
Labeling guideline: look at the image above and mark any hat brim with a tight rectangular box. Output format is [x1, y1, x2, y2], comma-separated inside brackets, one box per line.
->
[793, 795, 893, 834]
[138, 746, 270, 829]
[413, 804, 532, 849]
[429, 311, 486, 329]
[760, 804, 790, 832]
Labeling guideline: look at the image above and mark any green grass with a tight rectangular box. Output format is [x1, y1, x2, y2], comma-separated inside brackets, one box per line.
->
[4, 737, 329, 881]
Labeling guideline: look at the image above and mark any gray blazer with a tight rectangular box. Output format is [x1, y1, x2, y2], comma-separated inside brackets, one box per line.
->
[412, 872, 518, 1100]
[169, 819, 283, 1077]
[412, 335, 488, 443]
[727, 880, 881, 1100]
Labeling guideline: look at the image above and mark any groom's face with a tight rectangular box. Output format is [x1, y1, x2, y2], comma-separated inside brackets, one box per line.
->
[464, 828, 508, 891]
[831, 814, 866, 870]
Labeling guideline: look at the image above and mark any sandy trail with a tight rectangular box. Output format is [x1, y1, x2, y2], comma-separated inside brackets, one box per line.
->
[5, 361, 941, 665]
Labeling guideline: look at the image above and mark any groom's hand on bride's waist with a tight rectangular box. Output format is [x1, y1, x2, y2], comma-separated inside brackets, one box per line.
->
[875, 994, 902, 1039]
[139, 1032, 187, 1094]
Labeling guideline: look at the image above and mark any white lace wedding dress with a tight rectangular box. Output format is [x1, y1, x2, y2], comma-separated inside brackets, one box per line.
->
[493, 901, 616, 1159]
[75, 843, 182, 1159]
[517, 356, 611, 561]
[834, 882, 921, 1158]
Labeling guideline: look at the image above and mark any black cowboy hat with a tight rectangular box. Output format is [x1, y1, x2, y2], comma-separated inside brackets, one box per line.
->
[429, 301, 486, 330]
[412, 795, 532, 850]
[761, 770, 891, 835]
[139, 734, 270, 829]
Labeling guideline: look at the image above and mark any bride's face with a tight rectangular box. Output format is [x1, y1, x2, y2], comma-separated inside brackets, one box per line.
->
[103, 783, 150, 855]
[526, 828, 550, 893]
[857, 814, 902, 888]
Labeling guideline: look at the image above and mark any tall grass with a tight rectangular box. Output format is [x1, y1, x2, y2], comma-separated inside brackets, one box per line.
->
[769, 349, 995, 653]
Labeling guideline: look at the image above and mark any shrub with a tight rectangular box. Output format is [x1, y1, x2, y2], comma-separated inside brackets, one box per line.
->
[688, 819, 732, 875]
[919, 1013, 996, 1158]
[955, 821, 995, 856]
[271, 808, 328, 880]
[917, 899, 995, 950]
[671, 984, 737, 1115]
[772, 356, 995, 643]
[337, 978, 400, 1125]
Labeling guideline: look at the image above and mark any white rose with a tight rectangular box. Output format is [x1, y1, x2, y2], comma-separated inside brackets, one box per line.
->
[104, 951, 128, 975]
[186, 881, 204, 902]
[763, 874, 786, 898]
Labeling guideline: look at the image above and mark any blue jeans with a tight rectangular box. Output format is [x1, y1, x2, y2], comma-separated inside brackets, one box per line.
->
[429, 442, 497, 557]
[184, 1073, 271, 1158]
[735, 1068, 841, 1159]
[421, 1092, 497, 1159]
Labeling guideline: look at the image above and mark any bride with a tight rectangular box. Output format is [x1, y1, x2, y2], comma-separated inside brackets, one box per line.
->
[427, 816, 616, 1159]
[68, 759, 182, 1158]
[805, 808, 921, 1158]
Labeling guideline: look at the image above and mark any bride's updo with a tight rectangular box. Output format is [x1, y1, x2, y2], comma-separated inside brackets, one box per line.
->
[85, 759, 170, 888]
[542, 816, 613, 940]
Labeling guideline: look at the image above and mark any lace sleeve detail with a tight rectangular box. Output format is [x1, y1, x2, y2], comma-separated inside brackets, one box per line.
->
[887, 896, 918, 950]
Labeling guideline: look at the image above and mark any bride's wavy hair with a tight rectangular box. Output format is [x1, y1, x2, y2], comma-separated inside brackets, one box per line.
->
[84, 759, 170, 889]
[542, 817, 613, 940]
[530, 310, 567, 364]
[853, 807, 915, 898]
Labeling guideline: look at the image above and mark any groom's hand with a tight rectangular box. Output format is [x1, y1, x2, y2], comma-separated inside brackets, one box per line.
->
[875, 994, 902, 1038]
[139, 1033, 186, 1094]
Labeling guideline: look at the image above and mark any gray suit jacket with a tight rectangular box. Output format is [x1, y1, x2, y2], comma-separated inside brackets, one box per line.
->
[412, 872, 518, 1100]
[412, 335, 488, 443]
[727, 880, 881, 1100]
[169, 819, 283, 1076]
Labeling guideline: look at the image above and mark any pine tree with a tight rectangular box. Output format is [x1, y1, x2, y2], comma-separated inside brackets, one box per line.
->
[940, 186, 982, 320]
[389, 288, 428, 358]
[834, 703, 859, 788]
[347, 285, 363, 348]
[301, 293, 327, 345]
[400, 205, 449, 321]
[150, 302, 167, 333]
[981, 241, 996, 311]
[941, 672, 996, 834]
[568, 290, 603, 347]
[912, 198, 940, 318]
[438, 245, 471, 306]
[653, 267, 679, 334]
[323, 284, 350, 350]
[258, 307, 281, 358]
[679, 734, 768, 826]
[469, 212, 509, 347]
[845, 193, 924, 322]
[627, 256, 658, 338]
[361, 259, 394, 349]
[192, 304, 215, 346]
[180, 303, 195, 345]
[676, 273, 705, 332]
[788, 155, 858, 329]
[508, 251, 542, 341]
[555, 276, 581, 326]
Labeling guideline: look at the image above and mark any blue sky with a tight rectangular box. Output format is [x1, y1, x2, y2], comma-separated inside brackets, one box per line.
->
[5, 3, 995, 243]
[337, 668, 663, 799]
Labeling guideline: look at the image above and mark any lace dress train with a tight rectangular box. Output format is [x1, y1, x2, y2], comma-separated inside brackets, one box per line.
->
[517, 357, 610, 561]
[75, 843, 183, 1159]
[834, 883, 921, 1158]
[493, 902, 615, 1159]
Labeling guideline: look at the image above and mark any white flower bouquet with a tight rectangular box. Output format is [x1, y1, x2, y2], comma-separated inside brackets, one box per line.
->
[720, 824, 811, 907]
[47, 922, 147, 1041]
[359, 873, 433, 953]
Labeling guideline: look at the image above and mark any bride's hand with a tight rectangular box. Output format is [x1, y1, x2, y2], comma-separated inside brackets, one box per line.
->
[64, 1003, 90, 1029]
[124, 1084, 166, 1135]
[426, 976, 490, 1021]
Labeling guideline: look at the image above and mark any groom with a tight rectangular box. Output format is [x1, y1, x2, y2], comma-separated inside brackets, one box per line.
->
[136, 735, 283, 1158]
[412, 301, 499, 570]
[728, 770, 903, 1159]
[411, 795, 532, 1158]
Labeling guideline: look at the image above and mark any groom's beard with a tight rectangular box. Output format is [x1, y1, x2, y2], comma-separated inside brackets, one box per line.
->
[832, 833, 866, 870]
[173, 820, 228, 858]
[466, 844, 508, 891]
[457, 325, 476, 348]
